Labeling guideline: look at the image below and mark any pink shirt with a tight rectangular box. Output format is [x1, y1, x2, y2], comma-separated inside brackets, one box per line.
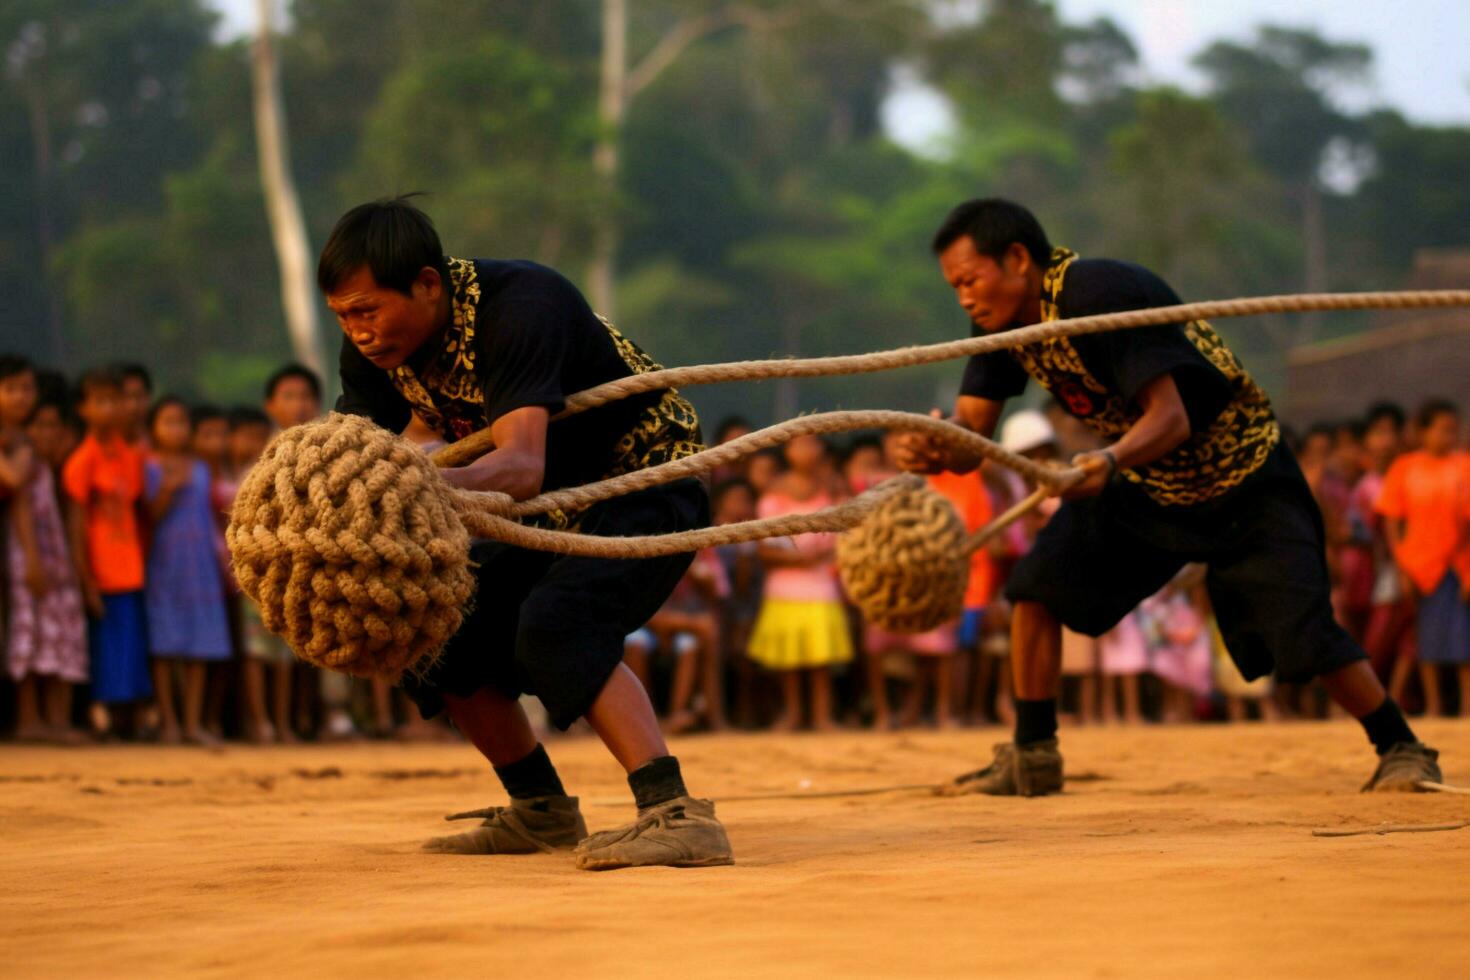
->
[758, 490, 841, 602]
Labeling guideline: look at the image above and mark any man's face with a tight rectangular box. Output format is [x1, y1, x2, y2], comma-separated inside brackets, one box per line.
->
[265, 377, 321, 429]
[326, 265, 445, 371]
[938, 236, 1035, 332]
[121, 376, 150, 435]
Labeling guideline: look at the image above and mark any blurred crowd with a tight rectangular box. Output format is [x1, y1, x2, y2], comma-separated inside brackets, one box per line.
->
[1, 350, 1466, 745]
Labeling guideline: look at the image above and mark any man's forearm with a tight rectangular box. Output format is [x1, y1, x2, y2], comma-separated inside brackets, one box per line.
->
[1104, 402, 1191, 472]
[439, 447, 544, 500]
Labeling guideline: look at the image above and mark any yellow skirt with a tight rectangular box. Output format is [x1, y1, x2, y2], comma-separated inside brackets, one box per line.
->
[747, 599, 854, 670]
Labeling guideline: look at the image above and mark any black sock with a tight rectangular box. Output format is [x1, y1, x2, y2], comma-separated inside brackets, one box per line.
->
[1359, 698, 1416, 755]
[628, 755, 687, 810]
[493, 743, 567, 800]
[1014, 698, 1059, 746]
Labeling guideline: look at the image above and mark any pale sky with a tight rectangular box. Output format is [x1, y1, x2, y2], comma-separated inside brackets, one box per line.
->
[211, 0, 1469, 138]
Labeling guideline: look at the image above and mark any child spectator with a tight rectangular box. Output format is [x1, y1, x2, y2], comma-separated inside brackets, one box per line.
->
[1211, 614, 1279, 722]
[190, 402, 235, 737]
[747, 434, 852, 731]
[1356, 402, 1415, 703]
[116, 363, 153, 450]
[143, 397, 233, 744]
[635, 547, 731, 734]
[712, 479, 766, 728]
[710, 416, 754, 484]
[1376, 399, 1470, 716]
[746, 448, 785, 497]
[62, 368, 151, 736]
[1099, 609, 1147, 725]
[229, 406, 299, 742]
[867, 469, 992, 730]
[840, 435, 886, 494]
[1, 357, 87, 742]
[1143, 565, 1214, 723]
[264, 364, 360, 740]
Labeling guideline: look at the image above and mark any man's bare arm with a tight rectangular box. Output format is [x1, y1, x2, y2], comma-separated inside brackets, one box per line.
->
[437, 407, 548, 501]
[892, 395, 1005, 474]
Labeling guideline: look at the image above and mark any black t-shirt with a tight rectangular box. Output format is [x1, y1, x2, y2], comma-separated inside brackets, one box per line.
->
[337, 258, 676, 493]
[958, 253, 1280, 507]
[960, 258, 1232, 432]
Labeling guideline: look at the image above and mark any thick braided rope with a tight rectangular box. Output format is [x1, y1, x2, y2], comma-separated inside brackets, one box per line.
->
[235, 289, 1470, 670]
[550, 290, 1470, 419]
[228, 413, 476, 678]
[451, 473, 926, 558]
[451, 409, 1081, 521]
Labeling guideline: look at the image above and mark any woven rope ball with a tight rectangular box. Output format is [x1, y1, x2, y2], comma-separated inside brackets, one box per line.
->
[837, 482, 970, 633]
[226, 413, 476, 679]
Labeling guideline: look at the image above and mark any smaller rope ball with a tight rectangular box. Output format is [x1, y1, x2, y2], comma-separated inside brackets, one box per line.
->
[226, 413, 477, 679]
[837, 482, 970, 633]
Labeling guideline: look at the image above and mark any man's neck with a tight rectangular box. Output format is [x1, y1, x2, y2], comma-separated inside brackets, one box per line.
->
[1015, 270, 1045, 326]
[406, 291, 455, 372]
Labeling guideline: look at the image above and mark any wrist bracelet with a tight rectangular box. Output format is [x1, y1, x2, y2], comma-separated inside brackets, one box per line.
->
[1099, 449, 1118, 481]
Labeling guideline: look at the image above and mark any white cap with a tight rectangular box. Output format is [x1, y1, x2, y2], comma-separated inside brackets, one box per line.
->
[1000, 409, 1057, 455]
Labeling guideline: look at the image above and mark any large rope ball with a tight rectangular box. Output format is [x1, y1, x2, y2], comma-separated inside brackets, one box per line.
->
[226, 413, 476, 679]
[837, 482, 970, 633]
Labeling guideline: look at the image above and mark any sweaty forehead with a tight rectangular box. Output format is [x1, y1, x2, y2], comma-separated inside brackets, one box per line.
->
[326, 266, 388, 310]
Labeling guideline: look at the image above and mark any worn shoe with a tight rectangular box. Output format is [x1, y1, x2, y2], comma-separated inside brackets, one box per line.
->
[574, 796, 734, 870]
[935, 739, 1063, 797]
[1362, 741, 1442, 793]
[423, 795, 588, 854]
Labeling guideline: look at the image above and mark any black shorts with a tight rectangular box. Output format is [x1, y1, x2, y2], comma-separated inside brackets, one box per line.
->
[402, 478, 707, 728]
[1006, 445, 1364, 683]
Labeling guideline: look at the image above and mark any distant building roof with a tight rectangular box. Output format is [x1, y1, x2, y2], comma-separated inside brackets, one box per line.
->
[1284, 249, 1469, 425]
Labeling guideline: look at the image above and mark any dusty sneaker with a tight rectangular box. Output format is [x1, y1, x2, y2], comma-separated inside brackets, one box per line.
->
[1362, 741, 1442, 793]
[574, 796, 733, 870]
[935, 739, 1063, 797]
[423, 795, 588, 854]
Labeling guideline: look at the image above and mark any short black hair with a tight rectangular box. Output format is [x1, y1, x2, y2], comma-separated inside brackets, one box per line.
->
[317, 195, 450, 295]
[147, 395, 190, 433]
[1335, 418, 1365, 441]
[1415, 397, 1459, 429]
[116, 362, 152, 392]
[228, 405, 271, 429]
[1365, 401, 1405, 430]
[839, 433, 883, 466]
[75, 366, 123, 406]
[191, 403, 227, 427]
[1304, 422, 1336, 444]
[0, 353, 34, 382]
[264, 363, 323, 402]
[710, 478, 756, 512]
[931, 198, 1053, 266]
[714, 415, 753, 443]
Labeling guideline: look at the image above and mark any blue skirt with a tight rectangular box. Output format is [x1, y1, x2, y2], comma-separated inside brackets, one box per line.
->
[89, 591, 153, 703]
[1418, 571, 1470, 665]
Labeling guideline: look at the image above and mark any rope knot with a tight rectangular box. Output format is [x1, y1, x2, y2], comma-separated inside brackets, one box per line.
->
[226, 413, 476, 679]
[837, 481, 970, 632]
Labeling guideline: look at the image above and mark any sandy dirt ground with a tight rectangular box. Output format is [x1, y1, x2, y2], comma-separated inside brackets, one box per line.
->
[3, 719, 1469, 979]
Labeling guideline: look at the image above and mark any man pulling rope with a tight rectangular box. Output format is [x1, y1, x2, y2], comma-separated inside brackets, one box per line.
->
[896, 198, 1442, 797]
[322, 197, 731, 871]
